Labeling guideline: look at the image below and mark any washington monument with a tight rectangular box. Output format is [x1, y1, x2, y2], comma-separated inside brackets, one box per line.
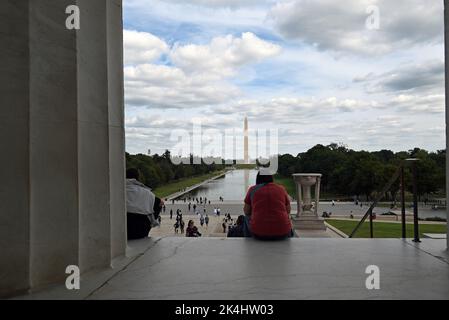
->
[244, 116, 249, 164]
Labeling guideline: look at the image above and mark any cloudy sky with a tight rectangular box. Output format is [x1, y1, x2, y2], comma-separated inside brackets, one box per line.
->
[123, 0, 445, 157]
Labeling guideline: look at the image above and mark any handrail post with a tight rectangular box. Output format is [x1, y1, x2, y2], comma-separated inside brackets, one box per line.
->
[410, 160, 421, 242]
[400, 166, 406, 238]
[348, 164, 402, 238]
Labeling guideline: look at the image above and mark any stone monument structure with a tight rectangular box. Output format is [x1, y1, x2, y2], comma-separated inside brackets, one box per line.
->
[0, 0, 126, 297]
[292, 174, 326, 230]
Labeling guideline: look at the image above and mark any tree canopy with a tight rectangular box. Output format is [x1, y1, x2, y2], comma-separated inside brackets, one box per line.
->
[277, 143, 445, 201]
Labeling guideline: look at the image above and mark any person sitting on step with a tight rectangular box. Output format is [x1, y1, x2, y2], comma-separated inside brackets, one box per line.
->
[243, 169, 294, 240]
[186, 220, 202, 237]
[126, 168, 164, 240]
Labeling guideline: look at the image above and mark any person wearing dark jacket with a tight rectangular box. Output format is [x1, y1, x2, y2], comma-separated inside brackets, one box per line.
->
[227, 215, 245, 237]
[186, 220, 202, 237]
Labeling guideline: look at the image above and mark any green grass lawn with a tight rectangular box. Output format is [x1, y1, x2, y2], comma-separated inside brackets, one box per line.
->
[274, 175, 296, 197]
[326, 219, 447, 238]
[153, 170, 225, 198]
[234, 164, 257, 169]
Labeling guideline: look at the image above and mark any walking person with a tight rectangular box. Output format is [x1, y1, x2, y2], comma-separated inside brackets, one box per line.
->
[205, 214, 209, 228]
[180, 219, 185, 234]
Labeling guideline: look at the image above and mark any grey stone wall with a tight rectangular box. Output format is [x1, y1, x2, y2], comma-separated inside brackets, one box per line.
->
[0, 0, 126, 297]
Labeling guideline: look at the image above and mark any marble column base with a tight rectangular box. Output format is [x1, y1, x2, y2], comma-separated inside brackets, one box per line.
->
[292, 216, 327, 231]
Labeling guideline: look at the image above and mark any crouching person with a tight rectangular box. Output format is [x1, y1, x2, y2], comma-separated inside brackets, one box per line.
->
[126, 168, 164, 240]
[186, 220, 202, 237]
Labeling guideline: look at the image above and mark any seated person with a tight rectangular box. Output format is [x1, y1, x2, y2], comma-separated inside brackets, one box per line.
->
[186, 220, 201, 237]
[243, 169, 294, 240]
[227, 215, 245, 237]
[126, 168, 164, 240]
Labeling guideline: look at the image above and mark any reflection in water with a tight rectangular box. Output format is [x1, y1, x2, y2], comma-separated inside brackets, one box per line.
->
[244, 169, 249, 194]
[185, 169, 258, 201]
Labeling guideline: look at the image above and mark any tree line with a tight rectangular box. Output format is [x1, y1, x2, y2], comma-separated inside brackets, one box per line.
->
[126, 151, 225, 189]
[127, 144, 445, 202]
[277, 143, 445, 201]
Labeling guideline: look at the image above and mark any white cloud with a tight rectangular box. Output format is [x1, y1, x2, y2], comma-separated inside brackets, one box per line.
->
[124, 32, 281, 109]
[125, 64, 240, 109]
[211, 96, 379, 121]
[123, 30, 169, 65]
[390, 94, 444, 113]
[355, 59, 444, 94]
[170, 32, 282, 78]
[123, 2, 445, 155]
[159, 0, 266, 9]
[269, 0, 443, 55]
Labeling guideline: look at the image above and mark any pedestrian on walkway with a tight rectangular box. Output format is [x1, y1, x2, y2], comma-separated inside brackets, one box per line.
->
[180, 219, 185, 234]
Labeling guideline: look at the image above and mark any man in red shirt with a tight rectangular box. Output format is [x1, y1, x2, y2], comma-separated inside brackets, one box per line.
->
[243, 170, 294, 240]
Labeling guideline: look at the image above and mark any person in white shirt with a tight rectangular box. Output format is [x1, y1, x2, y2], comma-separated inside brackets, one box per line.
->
[126, 168, 164, 240]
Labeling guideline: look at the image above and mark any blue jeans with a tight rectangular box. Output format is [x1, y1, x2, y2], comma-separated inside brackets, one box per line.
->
[243, 215, 252, 237]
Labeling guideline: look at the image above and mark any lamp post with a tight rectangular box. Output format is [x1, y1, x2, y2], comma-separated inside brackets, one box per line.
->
[406, 158, 420, 242]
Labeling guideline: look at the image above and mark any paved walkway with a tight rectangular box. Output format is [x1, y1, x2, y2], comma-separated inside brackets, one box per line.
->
[150, 214, 230, 238]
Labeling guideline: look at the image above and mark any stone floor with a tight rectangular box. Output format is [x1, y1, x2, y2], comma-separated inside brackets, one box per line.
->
[18, 237, 449, 300]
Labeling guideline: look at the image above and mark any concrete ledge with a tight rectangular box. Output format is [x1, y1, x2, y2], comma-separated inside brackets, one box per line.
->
[15, 237, 449, 300]
[13, 237, 161, 300]
[422, 233, 447, 239]
[324, 222, 348, 238]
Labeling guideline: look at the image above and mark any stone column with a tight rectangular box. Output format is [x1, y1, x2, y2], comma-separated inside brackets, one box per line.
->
[0, 0, 32, 297]
[0, 0, 126, 297]
[444, 0, 449, 250]
[292, 174, 326, 231]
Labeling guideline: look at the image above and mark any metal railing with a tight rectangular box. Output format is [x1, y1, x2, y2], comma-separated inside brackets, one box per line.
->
[349, 159, 420, 242]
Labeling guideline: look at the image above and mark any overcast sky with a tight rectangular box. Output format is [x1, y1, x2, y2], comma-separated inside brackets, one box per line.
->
[123, 0, 445, 157]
